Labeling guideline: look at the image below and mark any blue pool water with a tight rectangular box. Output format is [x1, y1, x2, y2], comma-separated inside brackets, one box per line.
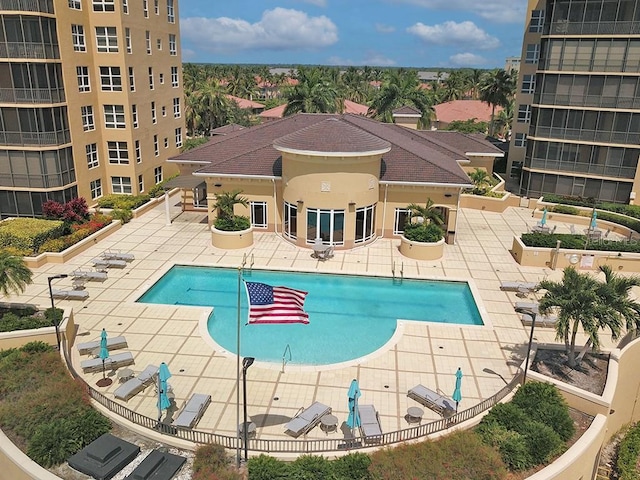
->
[137, 266, 483, 365]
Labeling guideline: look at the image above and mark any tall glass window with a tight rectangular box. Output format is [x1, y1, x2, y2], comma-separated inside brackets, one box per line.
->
[306, 208, 344, 245]
[394, 208, 410, 235]
[355, 204, 376, 243]
[250, 201, 267, 228]
[283, 201, 297, 240]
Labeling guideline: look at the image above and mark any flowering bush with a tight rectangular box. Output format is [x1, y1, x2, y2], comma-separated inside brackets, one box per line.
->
[42, 198, 89, 223]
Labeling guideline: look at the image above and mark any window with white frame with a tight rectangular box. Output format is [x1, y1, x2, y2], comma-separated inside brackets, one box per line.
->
[81, 105, 95, 131]
[393, 208, 410, 235]
[125, 28, 131, 53]
[355, 204, 376, 243]
[96, 26, 118, 52]
[104, 105, 126, 128]
[156, 38, 162, 50]
[138, 174, 144, 192]
[529, 9, 544, 33]
[122, 0, 128, 14]
[145, 31, 151, 54]
[171, 66, 178, 87]
[72, 25, 86, 52]
[161, 105, 166, 117]
[154, 166, 162, 183]
[514, 133, 527, 148]
[135, 139, 141, 162]
[169, 34, 176, 55]
[111, 176, 132, 194]
[100, 66, 122, 91]
[132, 104, 138, 128]
[167, 0, 175, 23]
[283, 201, 297, 239]
[525, 44, 539, 64]
[173, 97, 180, 118]
[143, 0, 148, 17]
[159, 73, 164, 84]
[517, 105, 531, 123]
[154, 0, 159, 14]
[250, 201, 267, 228]
[128, 66, 135, 91]
[153, 134, 158, 156]
[151, 101, 156, 123]
[69, 0, 81, 9]
[93, 0, 115, 11]
[175, 127, 182, 147]
[76, 66, 90, 92]
[306, 208, 345, 245]
[107, 141, 129, 164]
[90, 179, 102, 199]
[86, 143, 99, 169]
[521, 74, 535, 94]
[148, 67, 154, 89]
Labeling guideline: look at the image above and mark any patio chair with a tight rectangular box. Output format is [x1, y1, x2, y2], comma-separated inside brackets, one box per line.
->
[358, 404, 383, 444]
[499, 282, 538, 292]
[284, 401, 332, 437]
[514, 301, 539, 314]
[80, 351, 134, 374]
[102, 249, 135, 262]
[77, 335, 128, 355]
[407, 384, 456, 416]
[71, 269, 108, 282]
[172, 393, 211, 428]
[113, 364, 158, 401]
[51, 289, 89, 300]
[92, 257, 127, 269]
[521, 312, 557, 328]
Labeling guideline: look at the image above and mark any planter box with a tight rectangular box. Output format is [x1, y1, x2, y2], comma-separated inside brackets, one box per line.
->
[399, 236, 444, 260]
[211, 226, 253, 249]
[459, 192, 520, 213]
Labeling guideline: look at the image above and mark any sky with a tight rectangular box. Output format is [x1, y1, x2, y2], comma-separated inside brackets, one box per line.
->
[178, 0, 528, 69]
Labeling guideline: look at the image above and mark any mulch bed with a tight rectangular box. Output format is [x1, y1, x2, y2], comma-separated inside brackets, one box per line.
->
[531, 348, 609, 396]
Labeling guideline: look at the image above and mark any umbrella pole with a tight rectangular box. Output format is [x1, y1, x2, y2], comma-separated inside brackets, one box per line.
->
[102, 359, 105, 380]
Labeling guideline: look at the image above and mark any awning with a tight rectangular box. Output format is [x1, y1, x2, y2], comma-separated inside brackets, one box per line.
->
[163, 175, 206, 190]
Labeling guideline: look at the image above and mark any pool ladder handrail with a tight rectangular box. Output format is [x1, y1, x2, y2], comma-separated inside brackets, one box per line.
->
[392, 261, 404, 281]
[282, 344, 292, 373]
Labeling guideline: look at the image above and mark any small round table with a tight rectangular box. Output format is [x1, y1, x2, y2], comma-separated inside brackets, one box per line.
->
[117, 368, 134, 382]
[406, 406, 424, 424]
[238, 421, 257, 437]
[320, 414, 338, 433]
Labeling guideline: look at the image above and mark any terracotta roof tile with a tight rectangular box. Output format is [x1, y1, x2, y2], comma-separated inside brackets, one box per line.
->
[433, 99, 502, 124]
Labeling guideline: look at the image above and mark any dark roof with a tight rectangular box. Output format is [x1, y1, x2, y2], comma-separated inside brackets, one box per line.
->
[413, 131, 505, 156]
[392, 106, 422, 116]
[210, 123, 245, 136]
[172, 113, 473, 185]
[124, 450, 187, 480]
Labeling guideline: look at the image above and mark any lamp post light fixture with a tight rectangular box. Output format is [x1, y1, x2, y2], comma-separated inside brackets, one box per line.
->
[242, 356, 255, 463]
[47, 274, 68, 350]
[522, 311, 537, 384]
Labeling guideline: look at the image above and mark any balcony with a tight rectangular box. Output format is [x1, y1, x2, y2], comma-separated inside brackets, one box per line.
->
[0, 0, 53, 13]
[548, 20, 640, 36]
[0, 87, 65, 104]
[536, 93, 640, 110]
[528, 158, 636, 179]
[0, 42, 59, 60]
[532, 126, 640, 146]
[0, 130, 70, 146]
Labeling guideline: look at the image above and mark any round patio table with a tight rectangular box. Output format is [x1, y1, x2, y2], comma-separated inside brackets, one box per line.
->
[407, 406, 424, 423]
[320, 414, 338, 433]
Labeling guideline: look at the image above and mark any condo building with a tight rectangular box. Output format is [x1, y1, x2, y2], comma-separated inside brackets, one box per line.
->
[0, 0, 184, 218]
[509, 0, 640, 203]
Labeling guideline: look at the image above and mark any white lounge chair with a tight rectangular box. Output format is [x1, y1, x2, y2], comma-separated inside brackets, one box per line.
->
[81, 351, 134, 374]
[102, 249, 135, 262]
[76, 335, 128, 356]
[407, 384, 456, 416]
[358, 404, 383, 443]
[284, 401, 332, 437]
[71, 269, 108, 282]
[51, 289, 89, 300]
[172, 393, 211, 428]
[312, 238, 333, 260]
[92, 257, 127, 269]
[514, 301, 539, 314]
[499, 282, 538, 292]
[521, 312, 557, 328]
[113, 364, 158, 401]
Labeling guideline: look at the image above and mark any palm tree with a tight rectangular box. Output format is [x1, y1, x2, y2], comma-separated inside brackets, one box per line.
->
[406, 198, 444, 226]
[537, 266, 640, 368]
[468, 168, 493, 194]
[283, 67, 342, 116]
[213, 190, 249, 222]
[493, 100, 514, 140]
[479, 69, 515, 137]
[441, 70, 469, 102]
[0, 250, 33, 296]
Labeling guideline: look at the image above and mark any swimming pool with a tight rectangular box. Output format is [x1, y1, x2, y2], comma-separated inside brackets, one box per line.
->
[137, 266, 484, 365]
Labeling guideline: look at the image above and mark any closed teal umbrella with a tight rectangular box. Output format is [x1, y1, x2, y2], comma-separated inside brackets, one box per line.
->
[452, 367, 463, 413]
[346, 379, 361, 431]
[157, 362, 172, 423]
[590, 209, 598, 230]
[540, 208, 548, 226]
[96, 328, 112, 386]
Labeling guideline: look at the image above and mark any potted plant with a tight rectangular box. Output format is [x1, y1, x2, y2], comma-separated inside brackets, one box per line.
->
[210, 190, 254, 249]
[400, 199, 446, 260]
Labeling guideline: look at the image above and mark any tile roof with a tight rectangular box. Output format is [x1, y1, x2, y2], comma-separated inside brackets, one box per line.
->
[226, 95, 265, 110]
[433, 99, 502, 124]
[412, 130, 505, 156]
[393, 105, 422, 116]
[172, 113, 473, 186]
[259, 100, 369, 120]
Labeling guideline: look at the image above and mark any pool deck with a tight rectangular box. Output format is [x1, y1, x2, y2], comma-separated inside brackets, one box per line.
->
[11, 195, 618, 446]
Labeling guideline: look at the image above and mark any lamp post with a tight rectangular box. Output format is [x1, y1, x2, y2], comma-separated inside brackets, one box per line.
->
[522, 311, 537, 384]
[242, 356, 255, 463]
[47, 274, 68, 350]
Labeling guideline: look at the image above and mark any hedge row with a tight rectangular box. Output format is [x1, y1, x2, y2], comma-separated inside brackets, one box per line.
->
[542, 194, 640, 221]
[0, 218, 65, 253]
[616, 422, 640, 480]
[521, 233, 640, 253]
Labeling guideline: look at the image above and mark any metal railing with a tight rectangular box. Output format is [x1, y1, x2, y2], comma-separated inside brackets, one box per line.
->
[0, 130, 71, 146]
[66, 339, 522, 454]
[0, 0, 53, 12]
[0, 42, 59, 59]
[548, 20, 640, 36]
[0, 87, 65, 104]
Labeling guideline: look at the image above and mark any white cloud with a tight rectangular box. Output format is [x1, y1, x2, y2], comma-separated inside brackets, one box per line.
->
[300, 0, 327, 6]
[407, 21, 500, 49]
[389, 0, 526, 24]
[327, 53, 396, 66]
[449, 52, 487, 66]
[375, 23, 396, 33]
[181, 8, 338, 53]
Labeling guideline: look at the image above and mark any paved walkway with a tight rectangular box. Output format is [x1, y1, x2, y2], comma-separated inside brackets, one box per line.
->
[14, 196, 616, 443]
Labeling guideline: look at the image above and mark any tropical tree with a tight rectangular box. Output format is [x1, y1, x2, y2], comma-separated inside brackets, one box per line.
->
[212, 190, 250, 232]
[537, 266, 640, 367]
[441, 70, 469, 102]
[283, 67, 342, 116]
[467, 168, 494, 194]
[0, 250, 33, 296]
[493, 100, 514, 140]
[406, 198, 444, 226]
[479, 69, 516, 136]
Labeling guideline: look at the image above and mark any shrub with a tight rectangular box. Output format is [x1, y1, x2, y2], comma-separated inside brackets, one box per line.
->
[193, 444, 242, 480]
[37, 237, 65, 253]
[97, 194, 150, 210]
[0, 218, 65, 254]
[520, 421, 564, 465]
[247, 454, 289, 480]
[403, 222, 444, 243]
[617, 422, 640, 480]
[551, 204, 580, 215]
[112, 208, 133, 224]
[289, 454, 333, 479]
[214, 215, 250, 232]
[331, 452, 372, 480]
[521, 233, 640, 253]
[499, 432, 533, 471]
[0, 313, 51, 332]
[478, 402, 530, 434]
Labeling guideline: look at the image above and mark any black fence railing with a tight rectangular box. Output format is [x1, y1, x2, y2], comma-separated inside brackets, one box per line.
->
[64, 342, 522, 453]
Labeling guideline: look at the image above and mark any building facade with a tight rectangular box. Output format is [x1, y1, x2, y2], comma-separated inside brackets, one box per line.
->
[509, 0, 640, 203]
[0, 0, 184, 218]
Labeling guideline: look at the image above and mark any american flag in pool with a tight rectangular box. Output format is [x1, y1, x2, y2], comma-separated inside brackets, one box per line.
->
[244, 281, 309, 324]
